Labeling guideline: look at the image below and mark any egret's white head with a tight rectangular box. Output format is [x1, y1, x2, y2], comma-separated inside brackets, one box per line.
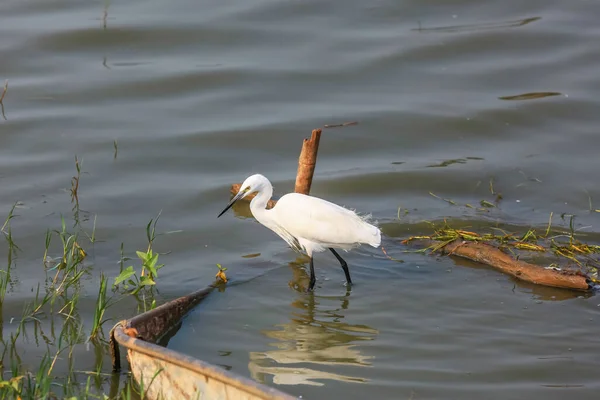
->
[239, 174, 269, 196]
[217, 174, 270, 218]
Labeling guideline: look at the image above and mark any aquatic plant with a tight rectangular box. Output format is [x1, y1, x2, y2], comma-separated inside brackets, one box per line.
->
[113, 212, 165, 297]
[0, 202, 19, 303]
[0, 156, 171, 398]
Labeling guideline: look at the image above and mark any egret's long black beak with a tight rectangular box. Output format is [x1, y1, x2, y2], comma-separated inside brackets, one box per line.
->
[217, 190, 245, 218]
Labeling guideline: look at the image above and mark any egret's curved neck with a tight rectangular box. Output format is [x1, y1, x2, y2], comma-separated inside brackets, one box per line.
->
[249, 183, 274, 225]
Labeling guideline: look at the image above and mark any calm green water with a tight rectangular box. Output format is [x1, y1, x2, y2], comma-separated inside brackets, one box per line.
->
[1, 0, 600, 398]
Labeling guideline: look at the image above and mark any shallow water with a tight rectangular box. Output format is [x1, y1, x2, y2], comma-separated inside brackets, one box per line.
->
[1, 0, 600, 398]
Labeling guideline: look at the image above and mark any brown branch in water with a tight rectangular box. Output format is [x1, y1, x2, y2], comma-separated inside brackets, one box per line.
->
[0, 80, 8, 103]
[441, 239, 590, 291]
[294, 128, 321, 195]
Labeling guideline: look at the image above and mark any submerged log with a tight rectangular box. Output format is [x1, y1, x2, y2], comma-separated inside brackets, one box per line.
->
[229, 128, 322, 202]
[441, 240, 591, 291]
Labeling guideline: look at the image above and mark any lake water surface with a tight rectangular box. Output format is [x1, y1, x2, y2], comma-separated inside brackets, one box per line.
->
[1, 0, 599, 398]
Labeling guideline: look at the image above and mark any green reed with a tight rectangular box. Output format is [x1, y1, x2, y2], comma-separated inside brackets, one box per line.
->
[0, 154, 171, 399]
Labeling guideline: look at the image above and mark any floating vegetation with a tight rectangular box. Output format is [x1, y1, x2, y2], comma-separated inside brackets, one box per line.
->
[323, 121, 358, 128]
[241, 253, 261, 259]
[215, 264, 228, 283]
[499, 92, 562, 101]
[428, 191, 457, 206]
[428, 177, 502, 211]
[412, 17, 540, 34]
[397, 206, 410, 219]
[399, 215, 600, 291]
[402, 217, 600, 276]
[480, 199, 495, 208]
[427, 157, 484, 168]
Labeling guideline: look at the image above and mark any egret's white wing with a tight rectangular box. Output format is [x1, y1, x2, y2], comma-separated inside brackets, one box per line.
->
[272, 193, 380, 249]
[269, 223, 303, 253]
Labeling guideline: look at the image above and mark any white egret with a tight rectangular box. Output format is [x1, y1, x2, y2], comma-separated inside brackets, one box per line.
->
[218, 174, 381, 291]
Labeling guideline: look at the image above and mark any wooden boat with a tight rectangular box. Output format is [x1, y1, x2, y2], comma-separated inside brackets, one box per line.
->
[110, 285, 295, 400]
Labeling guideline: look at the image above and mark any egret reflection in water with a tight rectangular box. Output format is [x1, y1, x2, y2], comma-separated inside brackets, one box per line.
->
[248, 265, 379, 386]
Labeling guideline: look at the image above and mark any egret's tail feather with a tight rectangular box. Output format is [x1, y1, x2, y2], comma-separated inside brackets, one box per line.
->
[357, 219, 381, 248]
[355, 213, 381, 248]
[367, 225, 381, 248]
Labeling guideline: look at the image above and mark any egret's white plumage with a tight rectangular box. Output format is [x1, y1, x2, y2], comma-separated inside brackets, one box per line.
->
[218, 174, 381, 290]
[270, 193, 381, 254]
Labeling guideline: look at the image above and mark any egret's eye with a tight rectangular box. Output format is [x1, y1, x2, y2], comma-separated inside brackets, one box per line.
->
[244, 187, 251, 193]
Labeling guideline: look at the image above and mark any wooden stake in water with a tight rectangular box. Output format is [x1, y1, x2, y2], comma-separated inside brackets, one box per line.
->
[294, 128, 321, 195]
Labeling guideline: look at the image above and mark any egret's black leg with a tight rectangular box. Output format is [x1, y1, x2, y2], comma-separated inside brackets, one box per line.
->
[329, 248, 352, 286]
[308, 257, 316, 291]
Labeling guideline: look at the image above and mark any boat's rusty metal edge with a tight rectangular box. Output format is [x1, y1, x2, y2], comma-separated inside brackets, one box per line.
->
[109, 284, 295, 400]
